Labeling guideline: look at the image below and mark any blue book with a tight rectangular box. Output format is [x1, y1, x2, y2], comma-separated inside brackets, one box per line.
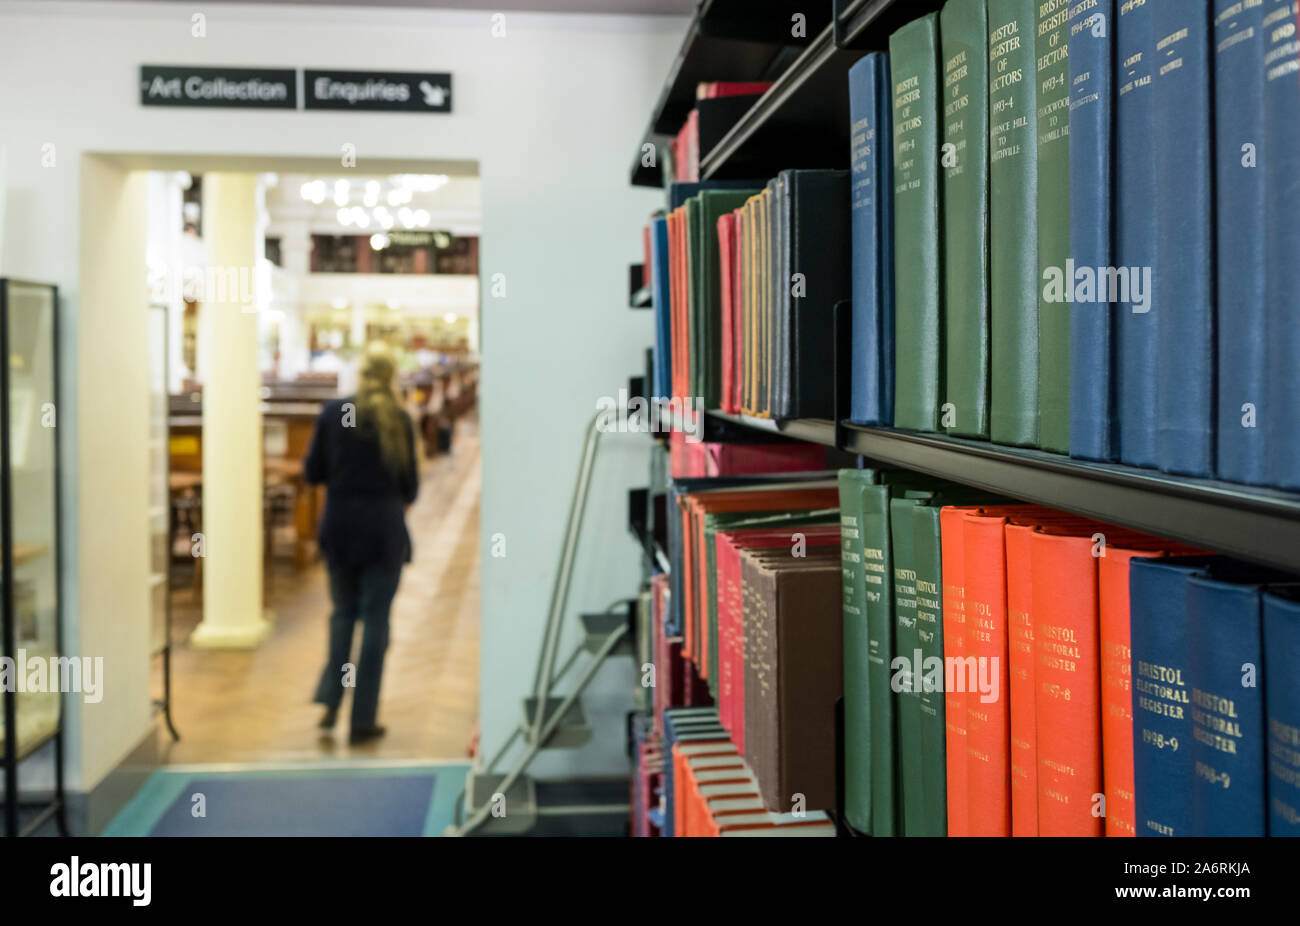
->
[1186, 569, 1270, 835]
[1263, 589, 1300, 836]
[1214, 0, 1268, 485]
[1152, 0, 1215, 477]
[650, 215, 671, 400]
[1129, 555, 1219, 836]
[1262, 0, 1300, 488]
[1068, 0, 1116, 461]
[1115, 0, 1159, 468]
[848, 53, 896, 426]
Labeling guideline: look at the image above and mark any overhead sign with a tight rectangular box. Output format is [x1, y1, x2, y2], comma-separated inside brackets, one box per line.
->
[140, 66, 297, 109]
[304, 70, 453, 113]
[139, 67, 453, 114]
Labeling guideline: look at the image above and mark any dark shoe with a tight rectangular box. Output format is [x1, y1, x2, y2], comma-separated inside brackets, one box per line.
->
[349, 726, 386, 745]
[319, 706, 338, 729]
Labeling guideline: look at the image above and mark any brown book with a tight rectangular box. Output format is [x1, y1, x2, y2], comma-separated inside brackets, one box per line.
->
[740, 549, 843, 812]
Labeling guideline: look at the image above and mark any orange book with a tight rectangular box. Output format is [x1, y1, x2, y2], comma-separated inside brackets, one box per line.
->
[1029, 529, 1104, 836]
[939, 505, 973, 836]
[671, 741, 735, 836]
[961, 510, 1013, 836]
[1003, 521, 1041, 836]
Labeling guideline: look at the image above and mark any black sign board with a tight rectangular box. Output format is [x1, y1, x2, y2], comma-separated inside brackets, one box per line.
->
[304, 70, 452, 113]
[140, 66, 297, 109]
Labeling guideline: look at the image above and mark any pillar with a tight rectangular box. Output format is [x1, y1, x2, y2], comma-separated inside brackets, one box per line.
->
[190, 172, 270, 648]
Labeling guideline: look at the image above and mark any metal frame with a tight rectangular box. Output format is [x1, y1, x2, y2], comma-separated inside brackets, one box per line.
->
[445, 411, 630, 837]
[0, 278, 68, 837]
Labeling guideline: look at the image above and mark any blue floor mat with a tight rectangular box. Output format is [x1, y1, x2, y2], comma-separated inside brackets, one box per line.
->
[102, 763, 469, 837]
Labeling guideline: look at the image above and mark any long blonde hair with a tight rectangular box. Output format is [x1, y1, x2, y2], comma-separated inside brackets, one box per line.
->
[355, 343, 410, 474]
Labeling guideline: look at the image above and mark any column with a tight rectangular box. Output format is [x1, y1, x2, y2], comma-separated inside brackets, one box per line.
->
[190, 172, 270, 648]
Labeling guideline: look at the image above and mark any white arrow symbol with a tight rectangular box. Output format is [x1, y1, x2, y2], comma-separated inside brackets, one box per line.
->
[418, 81, 447, 107]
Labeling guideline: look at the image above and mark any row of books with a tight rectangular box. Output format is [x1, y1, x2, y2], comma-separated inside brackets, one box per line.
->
[636, 460, 1299, 835]
[665, 81, 774, 184]
[646, 0, 1300, 489]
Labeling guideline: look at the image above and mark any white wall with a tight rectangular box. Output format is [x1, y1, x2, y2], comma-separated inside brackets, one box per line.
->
[0, 0, 682, 788]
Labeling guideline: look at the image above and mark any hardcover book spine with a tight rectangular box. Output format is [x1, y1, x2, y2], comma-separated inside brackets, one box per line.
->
[988, 0, 1041, 446]
[686, 197, 703, 405]
[1114, 0, 1159, 467]
[1213, 0, 1267, 484]
[1003, 521, 1040, 834]
[1035, 0, 1072, 453]
[861, 484, 899, 836]
[939, 506, 971, 835]
[1130, 557, 1206, 836]
[1187, 575, 1267, 835]
[890, 13, 944, 432]
[962, 512, 1012, 835]
[891, 496, 927, 835]
[1152, 0, 1215, 477]
[1263, 0, 1300, 488]
[1067, 0, 1116, 461]
[1263, 591, 1300, 835]
[941, 0, 991, 438]
[718, 213, 737, 415]
[912, 504, 949, 836]
[774, 172, 792, 418]
[1030, 531, 1104, 836]
[651, 215, 672, 400]
[1098, 548, 1161, 837]
[849, 54, 896, 426]
[839, 468, 876, 833]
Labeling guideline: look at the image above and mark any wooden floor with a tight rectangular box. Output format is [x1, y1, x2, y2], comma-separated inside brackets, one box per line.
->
[156, 418, 481, 765]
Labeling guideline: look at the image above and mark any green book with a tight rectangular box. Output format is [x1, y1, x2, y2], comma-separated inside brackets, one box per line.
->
[940, 0, 991, 438]
[1034, 0, 1071, 452]
[690, 190, 757, 408]
[837, 468, 881, 833]
[890, 492, 929, 836]
[910, 502, 948, 838]
[987, 0, 1040, 446]
[890, 13, 944, 432]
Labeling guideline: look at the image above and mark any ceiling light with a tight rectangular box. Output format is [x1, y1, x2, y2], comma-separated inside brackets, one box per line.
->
[374, 207, 394, 229]
[370, 233, 390, 251]
[414, 209, 431, 227]
[331, 297, 349, 310]
[337, 207, 353, 226]
[352, 207, 370, 229]
[398, 207, 415, 229]
[363, 180, 380, 208]
[333, 179, 349, 207]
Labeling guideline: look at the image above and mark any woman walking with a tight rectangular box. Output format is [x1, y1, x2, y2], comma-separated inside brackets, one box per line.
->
[305, 343, 418, 744]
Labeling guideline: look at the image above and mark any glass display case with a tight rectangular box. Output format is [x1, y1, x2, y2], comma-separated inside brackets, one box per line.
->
[0, 279, 65, 836]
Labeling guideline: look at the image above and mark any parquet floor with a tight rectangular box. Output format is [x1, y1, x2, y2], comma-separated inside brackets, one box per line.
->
[155, 418, 481, 765]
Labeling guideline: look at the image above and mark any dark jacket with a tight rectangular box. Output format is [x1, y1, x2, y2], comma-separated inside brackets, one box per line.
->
[304, 397, 419, 569]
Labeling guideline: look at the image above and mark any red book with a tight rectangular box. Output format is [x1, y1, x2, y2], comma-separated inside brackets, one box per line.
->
[961, 510, 1013, 835]
[697, 81, 774, 99]
[1029, 529, 1104, 836]
[939, 505, 973, 836]
[703, 442, 825, 477]
[718, 212, 738, 415]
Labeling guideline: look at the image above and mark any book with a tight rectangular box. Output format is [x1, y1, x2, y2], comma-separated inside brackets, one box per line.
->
[650, 215, 671, 400]
[1152, 0, 1215, 477]
[939, 505, 971, 835]
[988, 0, 1041, 446]
[838, 467, 880, 832]
[941, 0, 991, 438]
[1030, 528, 1105, 835]
[1186, 567, 1271, 835]
[718, 212, 738, 413]
[1262, 0, 1300, 488]
[703, 442, 825, 477]
[891, 493, 928, 835]
[1130, 555, 1218, 836]
[890, 12, 944, 432]
[1263, 589, 1300, 835]
[1114, 0, 1160, 467]
[910, 501, 953, 837]
[848, 52, 896, 426]
[778, 170, 853, 419]
[1067, 0, 1116, 461]
[1213, 0, 1268, 484]
[1034, 0, 1071, 453]
[1003, 519, 1039, 835]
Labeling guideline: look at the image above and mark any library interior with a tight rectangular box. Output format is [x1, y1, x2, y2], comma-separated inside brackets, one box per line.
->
[0, 0, 1298, 854]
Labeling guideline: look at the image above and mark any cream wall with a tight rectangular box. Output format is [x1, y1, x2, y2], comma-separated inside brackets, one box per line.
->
[0, 0, 683, 790]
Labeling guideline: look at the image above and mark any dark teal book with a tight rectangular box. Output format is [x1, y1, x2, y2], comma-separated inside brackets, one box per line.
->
[1213, 0, 1268, 485]
[1186, 567, 1274, 835]
[1130, 555, 1219, 836]
[1067, 0, 1116, 461]
[1152, 0, 1215, 477]
[890, 493, 928, 836]
[848, 53, 896, 426]
[1115, 0, 1159, 467]
[1263, 588, 1300, 836]
[1262, 0, 1300, 488]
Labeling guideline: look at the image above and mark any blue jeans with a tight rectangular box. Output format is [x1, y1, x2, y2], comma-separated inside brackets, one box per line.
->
[313, 563, 403, 733]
